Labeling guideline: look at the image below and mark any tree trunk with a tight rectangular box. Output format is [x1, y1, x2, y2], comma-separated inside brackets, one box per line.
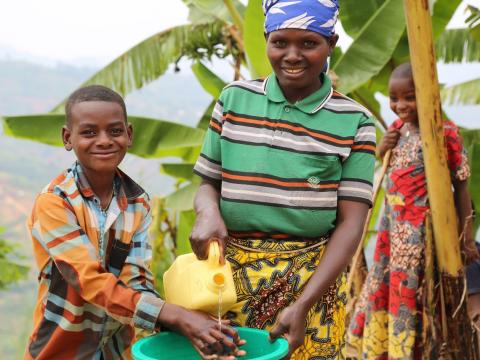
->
[403, 1, 477, 358]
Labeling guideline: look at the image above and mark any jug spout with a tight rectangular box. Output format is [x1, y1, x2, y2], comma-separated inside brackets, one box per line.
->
[213, 272, 225, 287]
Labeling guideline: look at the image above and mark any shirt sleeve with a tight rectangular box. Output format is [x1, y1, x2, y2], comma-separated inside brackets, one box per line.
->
[193, 99, 224, 182]
[117, 208, 164, 330]
[444, 120, 471, 181]
[31, 192, 165, 331]
[338, 116, 377, 206]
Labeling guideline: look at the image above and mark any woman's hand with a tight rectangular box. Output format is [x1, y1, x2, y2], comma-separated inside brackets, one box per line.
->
[269, 304, 308, 359]
[159, 303, 246, 359]
[377, 128, 400, 158]
[190, 206, 229, 263]
[190, 179, 229, 263]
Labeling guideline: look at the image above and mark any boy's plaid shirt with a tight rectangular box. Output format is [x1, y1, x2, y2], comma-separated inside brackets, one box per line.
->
[26, 162, 165, 360]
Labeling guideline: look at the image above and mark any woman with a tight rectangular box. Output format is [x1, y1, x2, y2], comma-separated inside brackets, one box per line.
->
[190, 1, 376, 358]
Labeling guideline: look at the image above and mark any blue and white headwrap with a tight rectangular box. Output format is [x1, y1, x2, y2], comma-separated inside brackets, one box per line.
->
[263, 0, 340, 37]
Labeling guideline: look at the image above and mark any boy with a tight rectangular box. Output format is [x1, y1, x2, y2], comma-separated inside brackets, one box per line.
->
[26, 85, 243, 360]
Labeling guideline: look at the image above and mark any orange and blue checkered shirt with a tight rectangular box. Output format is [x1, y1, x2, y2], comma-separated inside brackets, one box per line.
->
[26, 162, 164, 360]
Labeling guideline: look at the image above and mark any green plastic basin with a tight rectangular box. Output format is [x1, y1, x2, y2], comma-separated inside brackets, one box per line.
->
[132, 327, 289, 360]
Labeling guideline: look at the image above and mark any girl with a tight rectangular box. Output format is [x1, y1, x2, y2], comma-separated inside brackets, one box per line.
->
[346, 62, 478, 359]
[190, 1, 376, 358]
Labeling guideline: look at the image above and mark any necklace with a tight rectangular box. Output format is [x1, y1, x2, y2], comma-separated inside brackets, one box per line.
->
[101, 187, 115, 212]
[405, 123, 419, 137]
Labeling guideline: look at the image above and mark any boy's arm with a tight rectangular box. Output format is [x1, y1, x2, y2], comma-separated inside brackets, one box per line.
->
[31, 192, 164, 331]
[118, 209, 158, 295]
[453, 179, 479, 264]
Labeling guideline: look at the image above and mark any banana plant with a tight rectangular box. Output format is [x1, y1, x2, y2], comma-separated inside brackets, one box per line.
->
[3, 0, 480, 262]
[0, 227, 28, 291]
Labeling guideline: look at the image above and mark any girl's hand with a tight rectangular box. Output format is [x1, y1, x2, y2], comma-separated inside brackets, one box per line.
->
[159, 304, 246, 359]
[190, 207, 229, 263]
[269, 304, 308, 359]
[377, 128, 400, 158]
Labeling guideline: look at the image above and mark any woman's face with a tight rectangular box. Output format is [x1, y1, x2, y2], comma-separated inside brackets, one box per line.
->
[266, 28, 337, 102]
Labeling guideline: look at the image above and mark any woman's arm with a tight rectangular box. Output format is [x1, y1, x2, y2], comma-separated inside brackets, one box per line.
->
[453, 179, 479, 264]
[269, 200, 369, 355]
[190, 179, 229, 263]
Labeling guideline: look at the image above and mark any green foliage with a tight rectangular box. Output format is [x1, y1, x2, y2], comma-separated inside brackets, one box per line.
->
[160, 163, 196, 181]
[176, 210, 196, 255]
[165, 181, 200, 211]
[466, 5, 480, 42]
[183, 0, 245, 25]
[150, 199, 176, 297]
[196, 100, 216, 130]
[436, 29, 480, 63]
[3, 0, 480, 283]
[441, 78, 480, 106]
[244, 0, 271, 78]
[339, 0, 379, 39]
[332, 0, 406, 95]
[0, 227, 28, 290]
[191, 61, 226, 99]
[50, 22, 228, 111]
[2, 114, 206, 160]
[431, 0, 462, 40]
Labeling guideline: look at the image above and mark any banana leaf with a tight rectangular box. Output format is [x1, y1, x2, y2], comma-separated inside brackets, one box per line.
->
[196, 100, 216, 130]
[244, 0, 271, 78]
[182, 0, 245, 25]
[431, 0, 462, 40]
[2, 114, 206, 159]
[191, 61, 226, 99]
[160, 163, 195, 181]
[436, 29, 480, 64]
[176, 210, 196, 255]
[441, 78, 480, 105]
[164, 181, 200, 211]
[332, 0, 405, 95]
[339, 0, 379, 39]
[50, 22, 226, 112]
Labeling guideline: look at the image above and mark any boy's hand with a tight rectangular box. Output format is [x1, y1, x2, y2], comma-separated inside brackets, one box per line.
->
[190, 206, 229, 264]
[377, 128, 400, 158]
[158, 303, 246, 359]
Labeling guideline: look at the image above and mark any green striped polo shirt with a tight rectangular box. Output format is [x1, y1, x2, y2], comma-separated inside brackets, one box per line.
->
[193, 73, 376, 240]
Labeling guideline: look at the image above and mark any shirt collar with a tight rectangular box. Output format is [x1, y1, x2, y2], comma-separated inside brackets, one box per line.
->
[263, 73, 333, 114]
[71, 162, 145, 211]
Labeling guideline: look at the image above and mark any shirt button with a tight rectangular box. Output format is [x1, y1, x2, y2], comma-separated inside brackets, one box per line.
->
[284, 106, 290, 113]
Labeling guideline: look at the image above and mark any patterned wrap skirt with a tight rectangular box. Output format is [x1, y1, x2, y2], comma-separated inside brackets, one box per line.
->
[225, 237, 347, 359]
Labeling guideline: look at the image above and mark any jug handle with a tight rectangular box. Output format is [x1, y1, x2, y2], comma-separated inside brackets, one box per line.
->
[207, 240, 221, 266]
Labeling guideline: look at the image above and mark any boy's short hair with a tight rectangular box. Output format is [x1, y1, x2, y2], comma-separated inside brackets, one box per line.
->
[65, 85, 127, 126]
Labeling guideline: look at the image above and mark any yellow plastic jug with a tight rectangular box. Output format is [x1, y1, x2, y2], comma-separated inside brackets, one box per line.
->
[163, 241, 237, 315]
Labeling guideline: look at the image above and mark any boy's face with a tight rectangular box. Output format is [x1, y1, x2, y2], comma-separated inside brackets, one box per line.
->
[62, 101, 132, 176]
[266, 29, 337, 100]
[389, 77, 418, 124]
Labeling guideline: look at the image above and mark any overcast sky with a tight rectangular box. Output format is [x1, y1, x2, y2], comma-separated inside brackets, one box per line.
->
[1, 0, 479, 67]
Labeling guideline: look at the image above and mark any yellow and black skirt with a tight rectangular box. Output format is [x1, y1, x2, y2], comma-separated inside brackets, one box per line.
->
[225, 237, 347, 359]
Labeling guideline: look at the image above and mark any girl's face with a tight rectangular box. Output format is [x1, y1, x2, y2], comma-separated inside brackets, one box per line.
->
[266, 28, 337, 102]
[389, 77, 418, 124]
